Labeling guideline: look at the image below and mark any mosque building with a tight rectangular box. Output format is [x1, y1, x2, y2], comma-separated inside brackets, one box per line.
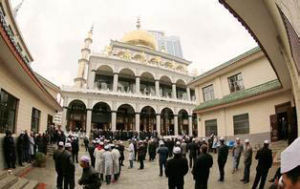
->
[61, 19, 198, 137]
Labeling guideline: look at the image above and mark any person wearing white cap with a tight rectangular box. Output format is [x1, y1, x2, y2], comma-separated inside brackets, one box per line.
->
[232, 138, 243, 174]
[217, 137, 228, 182]
[94, 141, 105, 181]
[165, 147, 189, 189]
[127, 139, 135, 169]
[103, 145, 113, 185]
[53, 141, 65, 188]
[157, 140, 169, 177]
[241, 139, 252, 184]
[111, 144, 121, 182]
[78, 156, 101, 189]
[61, 142, 75, 189]
[280, 137, 300, 189]
[252, 140, 273, 189]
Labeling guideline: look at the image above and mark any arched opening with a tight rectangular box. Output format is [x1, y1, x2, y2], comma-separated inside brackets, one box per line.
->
[160, 76, 172, 98]
[67, 100, 86, 132]
[178, 109, 189, 135]
[95, 65, 114, 91]
[161, 108, 174, 135]
[117, 104, 135, 131]
[192, 113, 198, 137]
[92, 102, 111, 131]
[118, 68, 135, 93]
[140, 72, 155, 96]
[140, 106, 156, 132]
[176, 79, 187, 100]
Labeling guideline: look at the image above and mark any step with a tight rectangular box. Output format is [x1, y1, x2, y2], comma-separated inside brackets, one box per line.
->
[0, 171, 8, 180]
[10, 177, 29, 189]
[22, 180, 38, 189]
[0, 175, 18, 189]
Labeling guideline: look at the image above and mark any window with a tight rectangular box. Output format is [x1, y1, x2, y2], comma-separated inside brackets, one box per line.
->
[0, 90, 18, 133]
[31, 108, 41, 133]
[228, 73, 244, 93]
[233, 113, 249, 135]
[202, 85, 215, 102]
[205, 119, 217, 137]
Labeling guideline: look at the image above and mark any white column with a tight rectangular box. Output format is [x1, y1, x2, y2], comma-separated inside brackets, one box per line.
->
[88, 70, 96, 89]
[111, 111, 117, 131]
[156, 114, 161, 136]
[113, 73, 118, 92]
[155, 80, 160, 96]
[174, 115, 178, 136]
[172, 83, 177, 99]
[187, 87, 191, 101]
[61, 108, 67, 131]
[135, 113, 140, 133]
[188, 115, 193, 136]
[86, 110, 92, 138]
[136, 77, 140, 94]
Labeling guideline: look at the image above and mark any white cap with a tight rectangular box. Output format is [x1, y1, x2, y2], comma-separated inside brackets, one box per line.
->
[176, 141, 180, 145]
[99, 142, 104, 145]
[192, 138, 196, 141]
[58, 141, 64, 147]
[202, 138, 206, 141]
[173, 147, 181, 154]
[264, 140, 269, 144]
[104, 145, 110, 150]
[220, 137, 225, 141]
[80, 156, 90, 163]
[236, 137, 240, 141]
[245, 139, 250, 143]
[159, 140, 164, 145]
[281, 137, 300, 173]
[65, 143, 72, 148]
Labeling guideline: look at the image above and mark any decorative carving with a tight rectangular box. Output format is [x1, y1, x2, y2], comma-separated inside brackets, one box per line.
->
[104, 45, 112, 56]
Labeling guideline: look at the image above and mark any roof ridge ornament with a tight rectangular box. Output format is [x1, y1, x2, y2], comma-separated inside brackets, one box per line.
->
[136, 16, 141, 29]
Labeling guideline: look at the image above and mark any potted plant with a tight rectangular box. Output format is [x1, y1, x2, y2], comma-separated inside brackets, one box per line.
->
[33, 152, 46, 167]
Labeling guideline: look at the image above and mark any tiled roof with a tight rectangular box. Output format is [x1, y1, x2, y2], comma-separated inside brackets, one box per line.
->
[195, 79, 281, 111]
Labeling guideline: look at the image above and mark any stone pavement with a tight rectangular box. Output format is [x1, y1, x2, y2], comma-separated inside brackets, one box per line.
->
[24, 148, 278, 189]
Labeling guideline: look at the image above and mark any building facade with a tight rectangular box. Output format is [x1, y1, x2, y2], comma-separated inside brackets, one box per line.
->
[61, 24, 197, 137]
[189, 47, 296, 145]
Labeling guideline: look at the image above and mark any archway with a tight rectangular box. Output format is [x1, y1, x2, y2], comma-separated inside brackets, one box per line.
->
[161, 108, 174, 135]
[67, 100, 86, 132]
[95, 65, 114, 91]
[160, 76, 172, 98]
[117, 104, 135, 131]
[176, 79, 187, 100]
[118, 68, 135, 93]
[92, 102, 111, 131]
[140, 106, 156, 132]
[178, 109, 189, 135]
[140, 72, 155, 96]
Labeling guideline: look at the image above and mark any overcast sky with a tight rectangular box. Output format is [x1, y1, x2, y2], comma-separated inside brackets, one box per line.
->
[11, 0, 257, 86]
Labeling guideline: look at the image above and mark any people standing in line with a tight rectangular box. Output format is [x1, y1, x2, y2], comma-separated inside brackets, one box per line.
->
[62, 143, 75, 189]
[71, 136, 79, 163]
[192, 144, 213, 189]
[3, 130, 16, 169]
[252, 140, 273, 189]
[232, 138, 243, 174]
[111, 144, 121, 182]
[188, 138, 198, 168]
[127, 139, 135, 169]
[137, 141, 146, 170]
[165, 147, 189, 189]
[28, 132, 35, 162]
[157, 141, 169, 177]
[17, 131, 25, 166]
[78, 156, 101, 189]
[23, 130, 30, 163]
[53, 142, 64, 189]
[241, 139, 252, 184]
[103, 145, 113, 185]
[94, 142, 105, 181]
[217, 137, 228, 182]
[88, 140, 96, 167]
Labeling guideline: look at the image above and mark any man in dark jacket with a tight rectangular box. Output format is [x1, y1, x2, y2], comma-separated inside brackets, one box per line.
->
[188, 138, 199, 168]
[165, 147, 189, 189]
[217, 137, 228, 182]
[192, 144, 213, 189]
[88, 140, 96, 167]
[17, 132, 25, 166]
[137, 141, 147, 170]
[252, 140, 272, 189]
[157, 141, 169, 176]
[3, 130, 16, 169]
[78, 156, 101, 189]
[62, 143, 75, 189]
[53, 141, 64, 189]
[241, 139, 252, 184]
[71, 136, 79, 163]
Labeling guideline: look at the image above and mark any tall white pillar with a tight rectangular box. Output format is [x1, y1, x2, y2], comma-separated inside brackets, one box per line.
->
[86, 109, 92, 138]
[187, 87, 191, 101]
[113, 73, 118, 92]
[188, 115, 193, 136]
[155, 80, 160, 97]
[61, 108, 67, 131]
[111, 111, 117, 131]
[172, 84, 177, 99]
[136, 77, 140, 94]
[156, 114, 161, 136]
[174, 115, 178, 136]
[88, 70, 96, 89]
[135, 113, 140, 133]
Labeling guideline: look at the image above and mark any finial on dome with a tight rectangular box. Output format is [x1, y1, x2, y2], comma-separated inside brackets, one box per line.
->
[136, 16, 141, 29]
[89, 24, 94, 34]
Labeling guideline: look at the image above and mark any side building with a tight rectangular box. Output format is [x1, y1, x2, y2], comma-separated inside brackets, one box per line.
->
[189, 47, 297, 146]
[0, 0, 62, 168]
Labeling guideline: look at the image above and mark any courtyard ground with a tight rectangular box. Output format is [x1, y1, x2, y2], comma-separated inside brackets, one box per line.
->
[24, 146, 278, 189]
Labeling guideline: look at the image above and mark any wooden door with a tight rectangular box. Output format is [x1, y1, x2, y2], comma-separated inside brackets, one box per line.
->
[270, 114, 278, 142]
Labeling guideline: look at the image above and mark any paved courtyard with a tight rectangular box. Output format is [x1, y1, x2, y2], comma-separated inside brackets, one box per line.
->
[25, 147, 278, 189]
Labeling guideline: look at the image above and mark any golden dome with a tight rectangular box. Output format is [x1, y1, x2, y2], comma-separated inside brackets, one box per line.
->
[121, 29, 157, 50]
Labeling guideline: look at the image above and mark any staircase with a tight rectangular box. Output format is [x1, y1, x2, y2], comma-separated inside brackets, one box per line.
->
[47, 144, 56, 156]
[270, 140, 289, 165]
